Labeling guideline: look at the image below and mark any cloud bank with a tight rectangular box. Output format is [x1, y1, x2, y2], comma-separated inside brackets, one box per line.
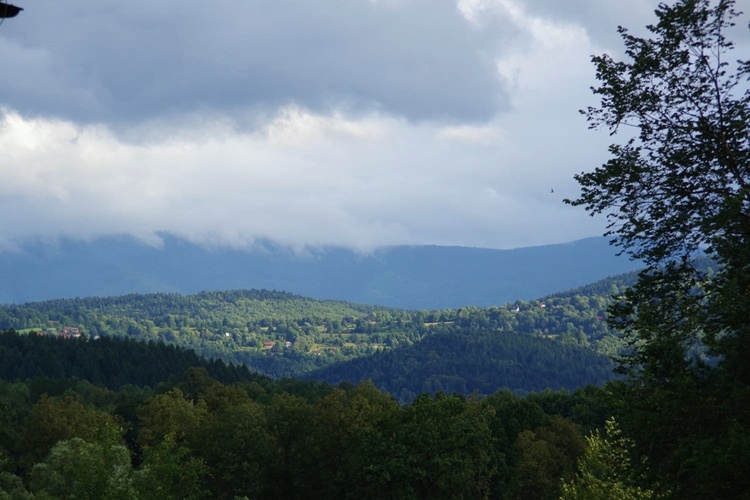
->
[2, 0, 712, 252]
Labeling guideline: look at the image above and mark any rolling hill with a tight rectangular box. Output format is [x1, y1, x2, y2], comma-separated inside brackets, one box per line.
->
[0, 265, 636, 399]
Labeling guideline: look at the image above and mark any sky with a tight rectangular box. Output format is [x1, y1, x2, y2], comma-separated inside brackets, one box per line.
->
[1, 0, 747, 253]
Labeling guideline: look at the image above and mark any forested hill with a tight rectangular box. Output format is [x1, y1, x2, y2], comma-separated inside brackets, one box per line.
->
[0, 289, 404, 378]
[0, 271, 634, 399]
[0, 234, 641, 308]
[304, 328, 615, 402]
[0, 289, 382, 330]
[0, 330, 264, 391]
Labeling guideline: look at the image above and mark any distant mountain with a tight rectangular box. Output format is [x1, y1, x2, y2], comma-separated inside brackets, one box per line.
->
[0, 234, 640, 309]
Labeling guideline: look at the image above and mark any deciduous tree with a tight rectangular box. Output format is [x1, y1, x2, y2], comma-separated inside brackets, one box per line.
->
[566, 0, 750, 495]
[561, 418, 658, 500]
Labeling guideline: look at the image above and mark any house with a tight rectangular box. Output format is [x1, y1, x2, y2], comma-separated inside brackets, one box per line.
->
[61, 327, 81, 339]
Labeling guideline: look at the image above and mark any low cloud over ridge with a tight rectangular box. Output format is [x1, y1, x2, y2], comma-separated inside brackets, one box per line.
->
[1, 0, 705, 252]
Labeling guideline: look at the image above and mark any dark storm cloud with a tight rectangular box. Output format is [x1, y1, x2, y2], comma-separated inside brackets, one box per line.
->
[1, 0, 509, 125]
[10, 1, 735, 251]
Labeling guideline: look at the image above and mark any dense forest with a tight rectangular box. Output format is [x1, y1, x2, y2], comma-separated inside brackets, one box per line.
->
[305, 328, 615, 402]
[0, 278, 629, 388]
[0, 277, 651, 498]
[0, 329, 626, 500]
[0, 330, 264, 390]
[0, 241, 738, 498]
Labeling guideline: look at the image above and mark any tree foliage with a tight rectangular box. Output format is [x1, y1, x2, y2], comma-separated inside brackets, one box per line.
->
[567, 0, 750, 496]
[0, 276, 631, 387]
[567, 0, 750, 384]
[569, 0, 749, 266]
[561, 418, 658, 500]
[306, 328, 615, 402]
[29, 438, 136, 500]
[0, 361, 607, 500]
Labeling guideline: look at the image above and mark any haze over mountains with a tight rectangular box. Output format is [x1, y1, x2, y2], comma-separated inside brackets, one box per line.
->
[0, 235, 640, 309]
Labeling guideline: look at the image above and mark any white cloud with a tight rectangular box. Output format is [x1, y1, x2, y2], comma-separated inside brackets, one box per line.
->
[0, 0, 676, 252]
[437, 123, 505, 145]
[0, 98, 603, 252]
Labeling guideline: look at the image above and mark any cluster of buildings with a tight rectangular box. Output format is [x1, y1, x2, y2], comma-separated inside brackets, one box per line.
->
[35, 326, 83, 339]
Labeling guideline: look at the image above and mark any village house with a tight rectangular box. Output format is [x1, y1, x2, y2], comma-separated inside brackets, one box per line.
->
[60, 327, 81, 339]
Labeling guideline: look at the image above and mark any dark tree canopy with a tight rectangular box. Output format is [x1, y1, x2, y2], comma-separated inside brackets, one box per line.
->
[567, 0, 750, 496]
[568, 0, 749, 265]
[567, 0, 750, 380]
[567, 0, 750, 376]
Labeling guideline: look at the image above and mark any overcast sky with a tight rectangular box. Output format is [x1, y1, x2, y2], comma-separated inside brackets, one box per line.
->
[1, 0, 747, 252]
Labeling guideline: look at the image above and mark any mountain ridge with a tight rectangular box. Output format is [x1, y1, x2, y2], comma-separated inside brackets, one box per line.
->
[0, 234, 640, 309]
